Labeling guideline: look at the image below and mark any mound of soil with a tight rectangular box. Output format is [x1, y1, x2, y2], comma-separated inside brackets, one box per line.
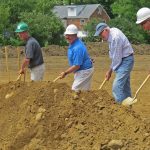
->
[42, 42, 150, 56]
[0, 81, 150, 150]
[0, 43, 149, 58]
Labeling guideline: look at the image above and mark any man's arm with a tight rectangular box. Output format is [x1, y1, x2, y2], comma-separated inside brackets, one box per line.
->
[105, 68, 113, 81]
[19, 58, 30, 74]
[59, 65, 80, 78]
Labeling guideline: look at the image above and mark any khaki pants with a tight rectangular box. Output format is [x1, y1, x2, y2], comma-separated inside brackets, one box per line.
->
[30, 64, 45, 81]
[72, 67, 94, 91]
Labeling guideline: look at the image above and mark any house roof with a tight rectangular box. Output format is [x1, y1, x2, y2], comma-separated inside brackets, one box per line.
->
[53, 4, 109, 19]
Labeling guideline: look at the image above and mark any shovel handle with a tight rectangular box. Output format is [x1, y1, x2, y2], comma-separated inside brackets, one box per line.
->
[98, 78, 107, 90]
[134, 74, 150, 99]
[53, 76, 61, 83]
[16, 74, 22, 81]
[23, 70, 26, 83]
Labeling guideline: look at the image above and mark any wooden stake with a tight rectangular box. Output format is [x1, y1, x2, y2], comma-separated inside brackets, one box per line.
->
[5, 46, 10, 81]
[17, 47, 21, 70]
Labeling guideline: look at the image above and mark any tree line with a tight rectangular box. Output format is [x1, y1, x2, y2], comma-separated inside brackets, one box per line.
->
[0, 0, 149, 47]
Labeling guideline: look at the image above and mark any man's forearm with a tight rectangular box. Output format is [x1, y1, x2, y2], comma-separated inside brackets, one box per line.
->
[21, 58, 30, 70]
[59, 65, 80, 79]
[64, 65, 80, 75]
[105, 68, 113, 80]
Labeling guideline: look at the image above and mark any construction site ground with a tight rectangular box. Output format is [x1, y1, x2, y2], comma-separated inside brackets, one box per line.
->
[0, 42, 150, 150]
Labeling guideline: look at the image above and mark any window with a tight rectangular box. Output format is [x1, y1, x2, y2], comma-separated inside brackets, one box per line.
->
[80, 19, 85, 25]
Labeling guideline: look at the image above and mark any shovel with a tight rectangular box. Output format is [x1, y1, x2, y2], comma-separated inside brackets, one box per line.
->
[16, 73, 26, 82]
[5, 74, 21, 99]
[122, 74, 150, 106]
[53, 76, 61, 83]
[98, 78, 107, 90]
[16, 74, 22, 81]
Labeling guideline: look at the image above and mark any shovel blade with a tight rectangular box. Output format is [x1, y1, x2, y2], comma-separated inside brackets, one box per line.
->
[5, 92, 14, 99]
[122, 97, 137, 106]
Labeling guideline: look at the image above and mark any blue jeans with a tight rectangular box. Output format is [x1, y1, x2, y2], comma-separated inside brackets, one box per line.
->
[113, 55, 134, 103]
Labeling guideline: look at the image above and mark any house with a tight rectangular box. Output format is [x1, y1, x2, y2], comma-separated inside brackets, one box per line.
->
[53, 4, 110, 37]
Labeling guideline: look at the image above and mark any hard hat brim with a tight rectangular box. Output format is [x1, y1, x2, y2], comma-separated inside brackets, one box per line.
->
[15, 29, 26, 33]
[64, 31, 78, 35]
[136, 15, 150, 24]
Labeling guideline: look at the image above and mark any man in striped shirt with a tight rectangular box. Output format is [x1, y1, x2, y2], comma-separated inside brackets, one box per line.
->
[94, 23, 134, 103]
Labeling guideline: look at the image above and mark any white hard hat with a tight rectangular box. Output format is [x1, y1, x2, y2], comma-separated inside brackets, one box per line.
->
[136, 7, 150, 24]
[64, 24, 78, 35]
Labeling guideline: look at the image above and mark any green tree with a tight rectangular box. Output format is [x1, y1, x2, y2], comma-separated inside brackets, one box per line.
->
[110, 0, 149, 43]
[20, 11, 65, 46]
[6, 0, 36, 23]
[35, 0, 62, 14]
[0, 4, 10, 31]
[111, 0, 150, 21]
[84, 18, 101, 42]
[0, 4, 10, 45]
[0, 0, 67, 46]
[109, 18, 148, 44]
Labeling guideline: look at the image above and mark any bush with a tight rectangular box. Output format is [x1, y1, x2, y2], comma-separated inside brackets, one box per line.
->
[108, 18, 149, 44]
[83, 18, 101, 42]
[18, 11, 65, 46]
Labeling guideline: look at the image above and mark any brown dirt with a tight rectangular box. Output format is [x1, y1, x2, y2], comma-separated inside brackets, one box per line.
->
[43, 42, 150, 56]
[0, 81, 150, 150]
[0, 42, 150, 58]
[0, 43, 150, 150]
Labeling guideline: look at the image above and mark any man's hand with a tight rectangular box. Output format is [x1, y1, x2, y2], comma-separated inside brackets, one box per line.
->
[19, 68, 25, 74]
[91, 58, 95, 64]
[59, 66, 80, 79]
[59, 72, 67, 79]
[19, 58, 29, 74]
[105, 69, 112, 81]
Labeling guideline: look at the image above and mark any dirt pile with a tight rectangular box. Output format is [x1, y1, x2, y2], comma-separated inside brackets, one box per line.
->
[0, 43, 149, 58]
[42, 42, 150, 56]
[0, 81, 150, 150]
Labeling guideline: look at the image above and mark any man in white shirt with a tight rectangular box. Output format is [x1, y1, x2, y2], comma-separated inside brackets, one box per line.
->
[94, 23, 134, 103]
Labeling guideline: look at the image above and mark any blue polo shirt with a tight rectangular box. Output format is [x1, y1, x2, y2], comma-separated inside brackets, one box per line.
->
[67, 38, 92, 72]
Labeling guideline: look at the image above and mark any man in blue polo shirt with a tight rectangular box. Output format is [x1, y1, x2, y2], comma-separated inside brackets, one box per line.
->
[59, 24, 94, 91]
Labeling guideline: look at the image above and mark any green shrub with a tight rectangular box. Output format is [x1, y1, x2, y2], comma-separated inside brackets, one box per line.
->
[109, 18, 149, 44]
[17, 11, 65, 46]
